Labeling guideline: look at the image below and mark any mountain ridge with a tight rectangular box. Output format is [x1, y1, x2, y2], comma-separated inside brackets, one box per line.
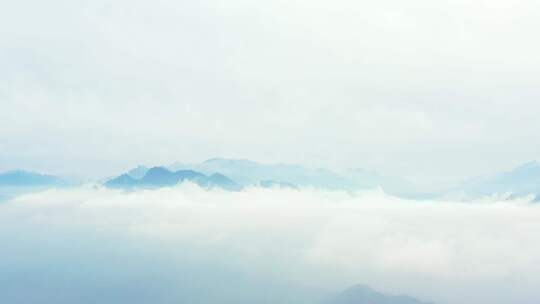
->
[328, 284, 433, 304]
[105, 166, 242, 191]
[0, 170, 64, 186]
[442, 160, 540, 200]
[168, 158, 417, 196]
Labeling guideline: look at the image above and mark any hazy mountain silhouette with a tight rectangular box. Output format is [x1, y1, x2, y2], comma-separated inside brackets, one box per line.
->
[105, 167, 241, 191]
[127, 165, 149, 179]
[169, 158, 416, 195]
[0, 170, 64, 186]
[0, 170, 67, 202]
[104, 173, 137, 188]
[106, 158, 540, 199]
[170, 158, 355, 189]
[204, 173, 243, 191]
[445, 161, 540, 200]
[328, 285, 433, 304]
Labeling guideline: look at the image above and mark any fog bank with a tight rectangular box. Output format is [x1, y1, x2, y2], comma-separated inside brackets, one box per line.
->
[1, 185, 539, 303]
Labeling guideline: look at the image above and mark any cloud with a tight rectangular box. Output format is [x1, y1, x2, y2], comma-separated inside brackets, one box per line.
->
[2, 0, 540, 184]
[1, 185, 539, 303]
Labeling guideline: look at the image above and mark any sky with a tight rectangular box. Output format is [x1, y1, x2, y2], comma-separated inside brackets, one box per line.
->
[1, 0, 540, 186]
[1, 186, 539, 304]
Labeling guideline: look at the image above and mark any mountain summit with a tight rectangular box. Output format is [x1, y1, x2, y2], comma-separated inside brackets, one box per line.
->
[169, 158, 416, 195]
[452, 160, 540, 199]
[105, 167, 241, 191]
[0, 170, 64, 186]
[329, 285, 433, 304]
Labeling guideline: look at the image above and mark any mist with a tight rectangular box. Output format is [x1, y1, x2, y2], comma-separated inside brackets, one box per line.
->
[2, 0, 540, 185]
[1, 185, 539, 304]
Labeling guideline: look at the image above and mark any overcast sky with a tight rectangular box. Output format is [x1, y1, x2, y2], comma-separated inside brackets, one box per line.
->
[1, 0, 540, 185]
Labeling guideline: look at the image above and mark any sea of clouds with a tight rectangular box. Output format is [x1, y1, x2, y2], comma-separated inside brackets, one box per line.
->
[1, 184, 539, 304]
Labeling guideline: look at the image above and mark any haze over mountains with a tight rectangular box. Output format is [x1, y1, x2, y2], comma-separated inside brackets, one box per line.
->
[110, 158, 540, 201]
[139, 158, 417, 195]
[3, 158, 540, 202]
[0, 170, 66, 201]
[3, 161, 540, 303]
[105, 166, 242, 191]
[328, 285, 432, 304]
[450, 161, 540, 200]
[0, 170, 64, 187]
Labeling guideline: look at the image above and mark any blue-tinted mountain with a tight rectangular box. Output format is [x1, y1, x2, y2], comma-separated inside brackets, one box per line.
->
[169, 158, 416, 195]
[0, 170, 67, 201]
[105, 167, 241, 191]
[0, 170, 64, 186]
[127, 165, 149, 179]
[207, 173, 243, 191]
[328, 285, 433, 304]
[446, 161, 540, 200]
[104, 173, 137, 188]
[138, 167, 181, 186]
[169, 158, 347, 188]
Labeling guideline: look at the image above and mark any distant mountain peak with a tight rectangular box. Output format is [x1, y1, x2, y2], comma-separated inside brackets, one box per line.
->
[145, 166, 170, 174]
[206, 173, 242, 191]
[127, 165, 149, 179]
[166, 157, 417, 195]
[0, 170, 64, 187]
[331, 284, 433, 304]
[104, 174, 136, 188]
[446, 160, 540, 201]
[105, 167, 242, 191]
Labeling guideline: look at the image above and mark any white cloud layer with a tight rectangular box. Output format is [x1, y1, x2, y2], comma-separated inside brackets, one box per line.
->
[1, 185, 539, 303]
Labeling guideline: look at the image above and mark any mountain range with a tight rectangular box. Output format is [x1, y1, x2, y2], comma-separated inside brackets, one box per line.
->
[442, 160, 540, 201]
[0, 170, 64, 186]
[105, 166, 242, 191]
[149, 158, 418, 195]
[101, 158, 420, 194]
[0, 170, 67, 202]
[3, 159, 540, 201]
